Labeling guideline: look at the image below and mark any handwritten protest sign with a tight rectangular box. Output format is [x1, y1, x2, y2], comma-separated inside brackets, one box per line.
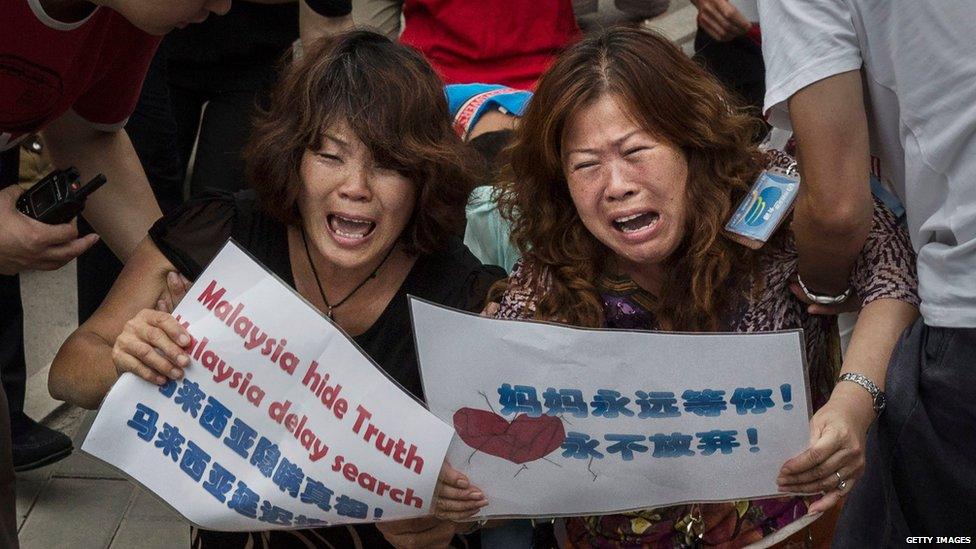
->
[410, 298, 812, 518]
[83, 241, 454, 531]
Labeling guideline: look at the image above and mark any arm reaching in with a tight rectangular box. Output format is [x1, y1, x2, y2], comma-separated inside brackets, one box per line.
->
[788, 70, 873, 296]
[42, 110, 162, 263]
[299, 0, 353, 53]
[49, 238, 190, 409]
[691, 0, 751, 42]
[779, 192, 918, 512]
[777, 298, 917, 513]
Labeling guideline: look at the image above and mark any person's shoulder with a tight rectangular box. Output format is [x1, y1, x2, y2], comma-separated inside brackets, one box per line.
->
[148, 190, 264, 279]
[78, 8, 158, 56]
[423, 237, 505, 277]
[97, 7, 153, 37]
[229, 188, 261, 218]
[759, 0, 862, 128]
[163, 188, 254, 224]
[411, 237, 506, 311]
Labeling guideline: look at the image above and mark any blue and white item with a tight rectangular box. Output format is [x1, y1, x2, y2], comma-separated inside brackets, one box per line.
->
[445, 84, 532, 139]
[724, 169, 800, 248]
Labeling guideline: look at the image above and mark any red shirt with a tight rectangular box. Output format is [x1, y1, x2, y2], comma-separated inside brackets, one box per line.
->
[399, 0, 580, 90]
[0, 0, 159, 150]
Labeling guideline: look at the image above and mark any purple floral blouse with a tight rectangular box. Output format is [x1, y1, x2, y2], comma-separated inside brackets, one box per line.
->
[489, 155, 919, 548]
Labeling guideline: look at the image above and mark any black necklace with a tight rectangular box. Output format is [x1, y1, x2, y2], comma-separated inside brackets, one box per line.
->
[300, 224, 396, 319]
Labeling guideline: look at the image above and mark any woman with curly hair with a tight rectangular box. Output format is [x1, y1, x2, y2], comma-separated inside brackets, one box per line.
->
[439, 26, 920, 547]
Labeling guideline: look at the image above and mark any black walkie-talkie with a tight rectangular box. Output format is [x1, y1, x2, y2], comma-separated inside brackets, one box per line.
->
[16, 167, 107, 224]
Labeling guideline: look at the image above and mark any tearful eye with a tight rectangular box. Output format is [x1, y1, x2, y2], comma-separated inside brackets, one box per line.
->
[317, 153, 343, 163]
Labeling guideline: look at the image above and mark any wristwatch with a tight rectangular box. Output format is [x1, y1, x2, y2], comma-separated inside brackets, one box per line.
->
[796, 274, 853, 305]
[838, 372, 886, 415]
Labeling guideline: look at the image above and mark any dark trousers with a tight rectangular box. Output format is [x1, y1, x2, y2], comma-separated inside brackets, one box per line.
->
[76, 51, 281, 324]
[835, 319, 976, 545]
[0, 148, 25, 419]
[0, 275, 24, 417]
[77, 222, 122, 324]
[127, 48, 280, 212]
[0, 147, 21, 549]
[170, 66, 273, 200]
[0, 385, 17, 549]
[692, 29, 766, 113]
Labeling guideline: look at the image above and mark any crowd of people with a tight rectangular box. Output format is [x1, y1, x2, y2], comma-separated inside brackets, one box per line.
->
[1, 0, 974, 548]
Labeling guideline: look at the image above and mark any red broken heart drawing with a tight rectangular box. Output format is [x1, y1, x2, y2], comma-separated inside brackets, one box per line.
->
[453, 407, 566, 464]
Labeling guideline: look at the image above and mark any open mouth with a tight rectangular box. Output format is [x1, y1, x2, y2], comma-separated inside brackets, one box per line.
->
[612, 211, 660, 234]
[327, 214, 376, 239]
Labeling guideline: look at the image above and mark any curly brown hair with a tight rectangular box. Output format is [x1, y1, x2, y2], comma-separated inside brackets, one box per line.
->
[245, 30, 479, 255]
[498, 26, 767, 330]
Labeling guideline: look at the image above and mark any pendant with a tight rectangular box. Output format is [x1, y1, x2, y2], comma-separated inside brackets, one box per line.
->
[679, 506, 703, 548]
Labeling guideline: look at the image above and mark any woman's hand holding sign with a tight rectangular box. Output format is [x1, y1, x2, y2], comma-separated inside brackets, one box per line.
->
[377, 462, 487, 548]
[433, 462, 488, 521]
[776, 383, 872, 513]
[112, 308, 192, 385]
[778, 299, 917, 515]
[109, 269, 193, 385]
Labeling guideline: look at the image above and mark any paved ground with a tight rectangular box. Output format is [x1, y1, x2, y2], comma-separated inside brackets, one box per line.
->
[14, 227, 192, 547]
[11, 5, 697, 547]
[13, 249, 188, 548]
[15, 407, 190, 548]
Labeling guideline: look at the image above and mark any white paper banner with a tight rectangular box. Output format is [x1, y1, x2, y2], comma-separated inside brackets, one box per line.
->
[410, 298, 812, 518]
[83, 241, 454, 531]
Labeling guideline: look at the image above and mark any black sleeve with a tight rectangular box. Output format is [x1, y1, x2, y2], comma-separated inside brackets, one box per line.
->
[407, 238, 506, 313]
[447, 240, 507, 313]
[148, 191, 238, 280]
[461, 264, 507, 313]
[303, 0, 352, 17]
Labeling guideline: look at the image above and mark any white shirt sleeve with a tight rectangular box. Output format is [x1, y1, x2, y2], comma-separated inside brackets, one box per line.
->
[758, 0, 863, 130]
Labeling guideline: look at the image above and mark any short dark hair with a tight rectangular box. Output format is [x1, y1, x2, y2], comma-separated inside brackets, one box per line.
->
[246, 30, 478, 254]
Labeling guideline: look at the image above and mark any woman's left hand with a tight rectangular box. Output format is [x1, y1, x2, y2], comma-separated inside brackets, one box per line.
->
[777, 383, 875, 514]
[434, 462, 488, 521]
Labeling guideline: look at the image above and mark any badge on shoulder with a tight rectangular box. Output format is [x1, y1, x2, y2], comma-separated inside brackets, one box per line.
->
[724, 168, 800, 249]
